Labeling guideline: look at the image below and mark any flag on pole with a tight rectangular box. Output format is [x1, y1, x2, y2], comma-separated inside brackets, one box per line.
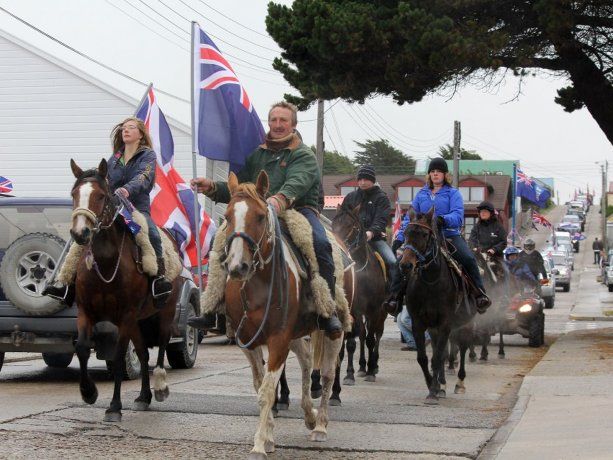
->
[392, 201, 402, 237]
[192, 22, 265, 172]
[516, 169, 551, 208]
[0, 176, 13, 194]
[136, 86, 216, 270]
[531, 210, 552, 229]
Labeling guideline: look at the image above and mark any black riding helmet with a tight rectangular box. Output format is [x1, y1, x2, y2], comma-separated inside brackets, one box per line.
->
[523, 238, 536, 251]
[476, 201, 495, 213]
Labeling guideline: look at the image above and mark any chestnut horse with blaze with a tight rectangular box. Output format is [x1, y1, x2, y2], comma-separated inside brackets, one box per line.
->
[223, 171, 351, 459]
[69, 159, 180, 422]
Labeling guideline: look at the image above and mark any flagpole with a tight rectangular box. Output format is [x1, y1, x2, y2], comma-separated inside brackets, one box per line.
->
[511, 162, 517, 246]
[135, 83, 152, 115]
[191, 21, 204, 295]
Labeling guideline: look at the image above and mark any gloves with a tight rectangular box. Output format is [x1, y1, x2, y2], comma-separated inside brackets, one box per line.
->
[436, 216, 445, 228]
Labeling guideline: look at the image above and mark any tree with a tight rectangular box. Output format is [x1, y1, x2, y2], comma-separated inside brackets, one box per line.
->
[438, 144, 482, 160]
[266, 1, 613, 145]
[353, 139, 415, 174]
[313, 147, 354, 174]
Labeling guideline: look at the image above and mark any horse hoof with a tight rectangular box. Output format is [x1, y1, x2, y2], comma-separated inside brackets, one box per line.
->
[264, 441, 275, 453]
[454, 385, 466, 394]
[276, 402, 289, 411]
[310, 430, 327, 442]
[364, 374, 376, 382]
[479, 356, 488, 361]
[373, 367, 379, 375]
[247, 451, 268, 460]
[81, 386, 98, 405]
[498, 354, 505, 359]
[103, 411, 122, 423]
[343, 376, 355, 386]
[437, 389, 446, 398]
[469, 355, 477, 363]
[424, 395, 439, 405]
[311, 389, 322, 399]
[272, 408, 279, 418]
[356, 370, 366, 377]
[446, 368, 456, 376]
[329, 397, 342, 407]
[133, 401, 150, 411]
[154, 386, 170, 402]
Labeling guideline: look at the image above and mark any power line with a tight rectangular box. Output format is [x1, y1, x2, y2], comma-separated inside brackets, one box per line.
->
[329, 105, 348, 155]
[195, 0, 276, 40]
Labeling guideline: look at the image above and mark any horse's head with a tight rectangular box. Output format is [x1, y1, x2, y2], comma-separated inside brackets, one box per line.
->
[332, 202, 363, 251]
[69, 158, 113, 245]
[400, 207, 437, 267]
[223, 171, 274, 280]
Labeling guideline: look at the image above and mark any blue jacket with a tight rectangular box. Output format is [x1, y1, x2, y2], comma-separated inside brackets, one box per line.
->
[506, 259, 536, 282]
[107, 147, 156, 214]
[412, 184, 464, 237]
[394, 213, 410, 243]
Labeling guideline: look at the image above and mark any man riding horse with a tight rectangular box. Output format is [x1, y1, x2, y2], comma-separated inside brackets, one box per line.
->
[468, 200, 507, 277]
[341, 165, 402, 311]
[189, 101, 343, 335]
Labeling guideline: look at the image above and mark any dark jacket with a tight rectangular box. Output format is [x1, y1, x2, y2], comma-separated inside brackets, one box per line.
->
[210, 135, 320, 209]
[592, 240, 604, 251]
[518, 250, 548, 280]
[342, 185, 391, 240]
[468, 218, 507, 255]
[107, 147, 156, 214]
[412, 184, 463, 237]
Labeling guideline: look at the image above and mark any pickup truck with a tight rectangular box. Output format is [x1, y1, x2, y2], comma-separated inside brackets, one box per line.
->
[0, 197, 200, 378]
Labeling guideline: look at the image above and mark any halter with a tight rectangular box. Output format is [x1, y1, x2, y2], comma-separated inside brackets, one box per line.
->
[402, 221, 439, 269]
[334, 209, 370, 271]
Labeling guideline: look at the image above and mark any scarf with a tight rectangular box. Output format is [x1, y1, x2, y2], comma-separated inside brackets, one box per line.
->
[264, 132, 295, 152]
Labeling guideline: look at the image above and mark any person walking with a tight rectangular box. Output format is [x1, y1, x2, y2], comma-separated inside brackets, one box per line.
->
[593, 237, 604, 264]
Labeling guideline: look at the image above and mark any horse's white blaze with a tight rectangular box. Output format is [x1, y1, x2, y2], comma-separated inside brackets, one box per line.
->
[73, 182, 93, 234]
[282, 241, 300, 303]
[227, 201, 248, 271]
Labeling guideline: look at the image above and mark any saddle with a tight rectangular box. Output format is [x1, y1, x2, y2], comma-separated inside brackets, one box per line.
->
[373, 252, 387, 283]
[440, 241, 477, 316]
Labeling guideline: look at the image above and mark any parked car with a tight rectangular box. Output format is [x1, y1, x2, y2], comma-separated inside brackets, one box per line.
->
[559, 214, 584, 232]
[549, 251, 572, 292]
[553, 231, 577, 264]
[539, 253, 556, 308]
[0, 197, 200, 377]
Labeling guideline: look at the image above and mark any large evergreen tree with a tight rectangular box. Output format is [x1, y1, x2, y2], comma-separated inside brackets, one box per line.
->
[438, 144, 482, 160]
[266, 1, 613, 144]
[353, 139, 415, 174]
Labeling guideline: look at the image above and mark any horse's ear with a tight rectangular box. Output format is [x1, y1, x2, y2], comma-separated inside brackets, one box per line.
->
[228, 172, 239, 195]
[70, 159, 83, 178]
[255, 170, 269, 197]
[426, 206, 435, 222]
[98, 158, 108, 179]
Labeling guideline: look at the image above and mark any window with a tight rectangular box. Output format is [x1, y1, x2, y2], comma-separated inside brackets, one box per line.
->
[340, 186, 357, 196]
[397, 186, 424, 203]
[463, 216, 476, 238]
[459, 186, 485, 202]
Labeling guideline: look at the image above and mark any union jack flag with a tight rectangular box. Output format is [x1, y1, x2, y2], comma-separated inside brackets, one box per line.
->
[0, 176, 12, 194]
[392, 201, 402, 237]
[531, 210, 552, 229]
[517, 169, 533, 185]
[192, 22, 265, 172]
[136, 86, 216, 273]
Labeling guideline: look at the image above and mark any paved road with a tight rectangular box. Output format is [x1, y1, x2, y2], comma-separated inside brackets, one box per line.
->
[0, 205, 600, 459]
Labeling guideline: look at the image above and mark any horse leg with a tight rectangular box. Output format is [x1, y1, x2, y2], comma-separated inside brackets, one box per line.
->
[413, 321, 433, 399]
[357, 319, 367, 377]
[364, 319, 377, 382]
[310, 369, 322, 399]
[241, 346, 265, 394]
[330, 340, 343, 406]
[427, 327, 450, 404]
[480, 334, 489, 361]
[343, 330, 357, 385]
[104, 332, 130, 422]
[289, 338, 317, 430]
[311, 331, 343, 442]
[131, 332, 152, 410]
[455, 342, 468, 394]
[75, 323, 98, 405]
[276, 367, 290, 411]
[248, 343, 288, 459]
[468, 343, 477, 362]
[153, 342, 170, 403]
[498, 331, 506, 359]
[447, 340, 457, 375]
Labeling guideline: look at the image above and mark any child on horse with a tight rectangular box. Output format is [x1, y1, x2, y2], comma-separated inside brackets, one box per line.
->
[468, 200, 507, 277]
[412, 157, 491, 312]
[43, 117, 173, 306]
[189, 101, 343, 335]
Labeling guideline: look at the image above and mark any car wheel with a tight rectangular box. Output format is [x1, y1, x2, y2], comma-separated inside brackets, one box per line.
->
[106, 341, 141, 380]
[544, 297, 554, 309]
[528, 313, 544, 347]
[42, 352, 74, 368]
[0, 352, 4, 373]
[563, 284, 570, 292]
[167, 299, 199, 369]
[0, 233, 67, 315]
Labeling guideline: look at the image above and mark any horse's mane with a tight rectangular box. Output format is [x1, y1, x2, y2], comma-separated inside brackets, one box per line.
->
[233, 182, 266, 206]
[72, 169, 108, 192]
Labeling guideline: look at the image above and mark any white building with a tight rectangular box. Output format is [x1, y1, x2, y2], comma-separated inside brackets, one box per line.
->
[0, 29, 227, 221]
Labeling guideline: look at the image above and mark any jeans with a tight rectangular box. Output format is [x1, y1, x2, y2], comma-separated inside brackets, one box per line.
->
[371, 239, 402, 293]
[144, 213, 163, 259]
[594, 250, 601, 264]
[398, 306, 430, 347]
[447, 234, 485, 292]
[298, 208, 335, 294]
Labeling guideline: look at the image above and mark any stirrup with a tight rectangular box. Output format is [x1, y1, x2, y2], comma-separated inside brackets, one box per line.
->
[152, 277, 172, 299]
[42, 284, 69, 303]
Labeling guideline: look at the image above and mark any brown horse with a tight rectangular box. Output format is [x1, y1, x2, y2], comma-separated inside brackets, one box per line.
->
[331, 201, 387, 386]
[69, 159, 181, 422]
[222, 171, 348, 459]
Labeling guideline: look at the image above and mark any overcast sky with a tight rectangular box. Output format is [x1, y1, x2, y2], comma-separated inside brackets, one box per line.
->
[0, 0, 611, 202]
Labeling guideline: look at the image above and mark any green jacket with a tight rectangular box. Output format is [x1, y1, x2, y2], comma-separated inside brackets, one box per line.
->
[209, 135, 321, 209]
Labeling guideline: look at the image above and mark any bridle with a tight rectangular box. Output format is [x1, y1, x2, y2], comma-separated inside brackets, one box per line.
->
[71, 178, 118, 234]
[402, 221, 439, 269]
[334, 209, 370, 271]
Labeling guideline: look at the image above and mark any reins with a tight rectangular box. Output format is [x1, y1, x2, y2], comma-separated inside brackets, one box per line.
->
[403, 222, 440, 271]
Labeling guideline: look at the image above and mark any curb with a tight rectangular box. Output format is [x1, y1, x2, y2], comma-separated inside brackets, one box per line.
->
[569, 313, 613, 321]
[477, 395, 530, 460]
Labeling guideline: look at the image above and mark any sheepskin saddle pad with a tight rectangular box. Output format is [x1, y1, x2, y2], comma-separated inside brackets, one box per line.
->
[57, 209, 182, 285]
[201, 209, 352, 332]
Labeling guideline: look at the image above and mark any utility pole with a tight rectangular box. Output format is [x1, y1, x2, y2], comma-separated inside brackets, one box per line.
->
[315, 98, 325, 173]
[453, 120, 461, 187]
[601, 160, 608, 251]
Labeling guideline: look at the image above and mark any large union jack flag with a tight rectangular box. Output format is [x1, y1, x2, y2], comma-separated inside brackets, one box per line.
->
[0, 176, 13, 194]
[192, 22, 265, 172]
[136, 87, 216, 272]
[531, 210, 552, 229]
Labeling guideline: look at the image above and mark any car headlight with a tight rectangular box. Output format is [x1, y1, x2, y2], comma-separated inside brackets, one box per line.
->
[518, 304, 532, 313]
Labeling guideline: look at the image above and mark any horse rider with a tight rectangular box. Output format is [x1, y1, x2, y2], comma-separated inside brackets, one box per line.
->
[188, 101, 343, 335]
[43, 116, 173, 306]
[468, 200, 507, 276]
[518, 238, 548, 294]
[412, 157, 491, 312]
[341, 165, 402, 312]
[503, 246, 537, 292]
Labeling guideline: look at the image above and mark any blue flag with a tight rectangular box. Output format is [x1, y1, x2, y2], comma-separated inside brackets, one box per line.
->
[516, 169, 551, 208]
[118, 205, 141, 235]
[192, 23, 265, 172]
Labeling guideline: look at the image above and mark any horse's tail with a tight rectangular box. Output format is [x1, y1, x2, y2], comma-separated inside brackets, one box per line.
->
[311, 330, 325, 370]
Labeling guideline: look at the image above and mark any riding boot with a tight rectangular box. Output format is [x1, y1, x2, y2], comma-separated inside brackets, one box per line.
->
[152, 258, 173, 308]
[187, 313, 218, 330]
[383, 263, 403, 315]
[317, 274, 343, 336]
[42, 283, 75, 307]
[475, 288, 491, 314]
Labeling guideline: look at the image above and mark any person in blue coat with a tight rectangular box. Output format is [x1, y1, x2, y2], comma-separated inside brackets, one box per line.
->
[411, 157, 491, 312]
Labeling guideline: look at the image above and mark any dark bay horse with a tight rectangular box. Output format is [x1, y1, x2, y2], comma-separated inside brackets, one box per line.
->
[400, 208, 478, 403]
[69, 159, 180, 422]
[331, 201, 387, 386]
[222, 171, 349, 458]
